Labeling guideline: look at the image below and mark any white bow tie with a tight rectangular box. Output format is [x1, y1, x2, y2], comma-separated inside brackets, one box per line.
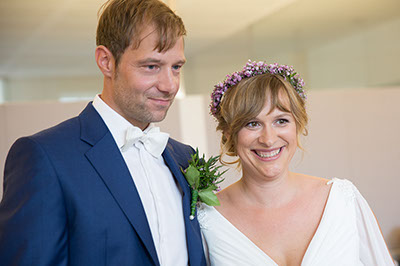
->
[121, 126, 169, 157]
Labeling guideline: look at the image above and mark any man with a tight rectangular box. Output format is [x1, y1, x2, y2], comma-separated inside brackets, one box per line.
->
[0, 0, 206, 265]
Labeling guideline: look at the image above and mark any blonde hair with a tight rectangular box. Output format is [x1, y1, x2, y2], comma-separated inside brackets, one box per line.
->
[215, 73, 308, 165]
[96, 0, 186, 66]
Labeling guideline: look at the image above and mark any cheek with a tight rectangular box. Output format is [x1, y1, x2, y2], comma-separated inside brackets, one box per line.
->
[124, 70, 155, 91]
[283, 126, 298, 146]
[236, 129, 249, 147]
[138, 77, 157, 88]
[236, 129, 257, 150]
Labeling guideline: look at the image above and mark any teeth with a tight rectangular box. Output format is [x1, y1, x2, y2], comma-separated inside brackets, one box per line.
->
[256, 148, 281, 158]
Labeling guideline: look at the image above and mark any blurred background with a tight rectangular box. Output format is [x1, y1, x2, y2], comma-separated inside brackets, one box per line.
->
[1, 0, 400, 100]
[1, 0, 399, 260]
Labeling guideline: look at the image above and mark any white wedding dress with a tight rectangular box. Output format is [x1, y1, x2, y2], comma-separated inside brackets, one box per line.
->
[197, 178, 395, 266]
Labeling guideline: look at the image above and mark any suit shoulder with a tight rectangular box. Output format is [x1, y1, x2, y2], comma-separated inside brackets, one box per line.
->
[167, 138, 194, 153]
[24, 102, 96, 144]
[166, 138, 195, 162]
[30, 116, 80, 143]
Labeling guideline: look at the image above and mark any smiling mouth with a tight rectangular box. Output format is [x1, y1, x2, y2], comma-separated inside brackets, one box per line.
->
[149, 98, 171, 105]
[254, 147, 283, 159]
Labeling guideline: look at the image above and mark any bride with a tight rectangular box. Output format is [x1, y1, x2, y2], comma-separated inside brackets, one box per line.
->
[198, 60, 395, 265]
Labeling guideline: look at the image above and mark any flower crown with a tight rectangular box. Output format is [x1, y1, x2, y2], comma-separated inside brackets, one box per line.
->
[210, 60, 306, 117]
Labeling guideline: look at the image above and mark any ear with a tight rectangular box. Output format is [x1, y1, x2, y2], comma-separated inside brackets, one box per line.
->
[222, 130, 230, 143]
[223, 130, 231, 139]
[95, 45, 115, 78]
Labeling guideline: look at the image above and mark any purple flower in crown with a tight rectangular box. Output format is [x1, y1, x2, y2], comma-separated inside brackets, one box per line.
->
[210, 60, 307, 118]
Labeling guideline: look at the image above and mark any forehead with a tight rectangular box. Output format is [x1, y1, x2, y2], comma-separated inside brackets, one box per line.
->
[123, 26, 185, 62]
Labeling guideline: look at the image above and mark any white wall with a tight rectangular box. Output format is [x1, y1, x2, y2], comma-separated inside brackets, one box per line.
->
[308, 17, 400, 89]
[0, 79, 5, 103]
[3, 75, 102, 102]
[1, 88, 400, 252]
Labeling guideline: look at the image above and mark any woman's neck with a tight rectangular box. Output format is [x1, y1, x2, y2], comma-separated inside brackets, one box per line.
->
[235, 171, 300, 208]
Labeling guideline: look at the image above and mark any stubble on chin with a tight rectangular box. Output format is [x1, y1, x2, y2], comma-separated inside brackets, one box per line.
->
[115, 89, 175, 125]
[131, 100, 172, 124]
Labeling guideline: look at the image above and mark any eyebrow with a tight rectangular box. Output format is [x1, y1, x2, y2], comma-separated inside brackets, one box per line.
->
[137, 58, 162, 65]
[267, 108, 292, 116]
[137, 58, 186, 65]
[176, 59, 186, 65]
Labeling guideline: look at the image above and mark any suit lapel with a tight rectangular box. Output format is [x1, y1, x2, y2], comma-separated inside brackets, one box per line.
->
[79, 103, 159, 266]
[162, 142, 206, 266]
[162, 142, 191, 214]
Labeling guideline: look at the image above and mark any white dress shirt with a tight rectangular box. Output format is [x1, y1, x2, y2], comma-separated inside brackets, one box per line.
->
[93, 95, 188, 266]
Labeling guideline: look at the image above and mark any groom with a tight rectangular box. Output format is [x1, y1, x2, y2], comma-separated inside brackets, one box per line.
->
[0, 0, 206, 265]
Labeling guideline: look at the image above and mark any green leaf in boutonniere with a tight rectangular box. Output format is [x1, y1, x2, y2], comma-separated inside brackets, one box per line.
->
[184, 165, 200, 188]
[181, 148, 227, 220]
[198, 187, 220, 206]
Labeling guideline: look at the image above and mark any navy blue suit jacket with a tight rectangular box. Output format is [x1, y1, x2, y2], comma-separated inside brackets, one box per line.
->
[0, 103, 206, 266]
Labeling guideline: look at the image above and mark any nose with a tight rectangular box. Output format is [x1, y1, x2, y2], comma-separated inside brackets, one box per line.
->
[258, 125, 277, 147]
[158, 68, 179, 94]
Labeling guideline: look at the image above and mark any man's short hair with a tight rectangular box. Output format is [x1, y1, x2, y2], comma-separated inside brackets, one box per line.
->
[96, 0, 186, 66]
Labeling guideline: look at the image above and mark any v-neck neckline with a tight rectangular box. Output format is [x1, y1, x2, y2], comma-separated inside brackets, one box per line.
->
[209, 179, 336, 265]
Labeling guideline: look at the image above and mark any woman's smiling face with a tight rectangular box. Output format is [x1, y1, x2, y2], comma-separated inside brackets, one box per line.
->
[236, 95, 298, 181]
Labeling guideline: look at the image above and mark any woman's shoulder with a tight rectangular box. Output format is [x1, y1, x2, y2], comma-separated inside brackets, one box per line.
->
[301, 175, 359, 199]
[293, 173, 327, 183]
[294, 173, 331, 193]
[327, 178, 359, 203]
[327, 177, 355, 187]
[295, 174, 358, 191]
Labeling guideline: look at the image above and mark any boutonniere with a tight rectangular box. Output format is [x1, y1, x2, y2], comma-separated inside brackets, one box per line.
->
[181, 149, 227, 220]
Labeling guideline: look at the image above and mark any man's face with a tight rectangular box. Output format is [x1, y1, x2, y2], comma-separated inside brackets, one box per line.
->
[105, 26, 186, 129]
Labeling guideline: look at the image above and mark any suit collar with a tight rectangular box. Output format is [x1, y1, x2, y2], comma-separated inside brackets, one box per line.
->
[162, 142, 189, 197]
[79, 102, 108, 146]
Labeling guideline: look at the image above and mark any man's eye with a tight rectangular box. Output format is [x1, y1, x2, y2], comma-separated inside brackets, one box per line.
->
[147, 65, 156, 70]
[172, 65, 182, 71]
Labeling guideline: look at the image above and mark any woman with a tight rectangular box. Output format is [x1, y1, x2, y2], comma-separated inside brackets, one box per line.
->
[198, 60, 395, 265]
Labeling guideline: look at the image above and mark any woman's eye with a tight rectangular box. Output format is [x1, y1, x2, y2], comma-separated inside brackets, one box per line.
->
[246, 121, 260, 128]
[276, 119, 289, 125]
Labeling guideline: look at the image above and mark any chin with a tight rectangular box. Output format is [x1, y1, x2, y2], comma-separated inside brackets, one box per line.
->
[149, 112, 168, 123]
[261, 167, 286, 179]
